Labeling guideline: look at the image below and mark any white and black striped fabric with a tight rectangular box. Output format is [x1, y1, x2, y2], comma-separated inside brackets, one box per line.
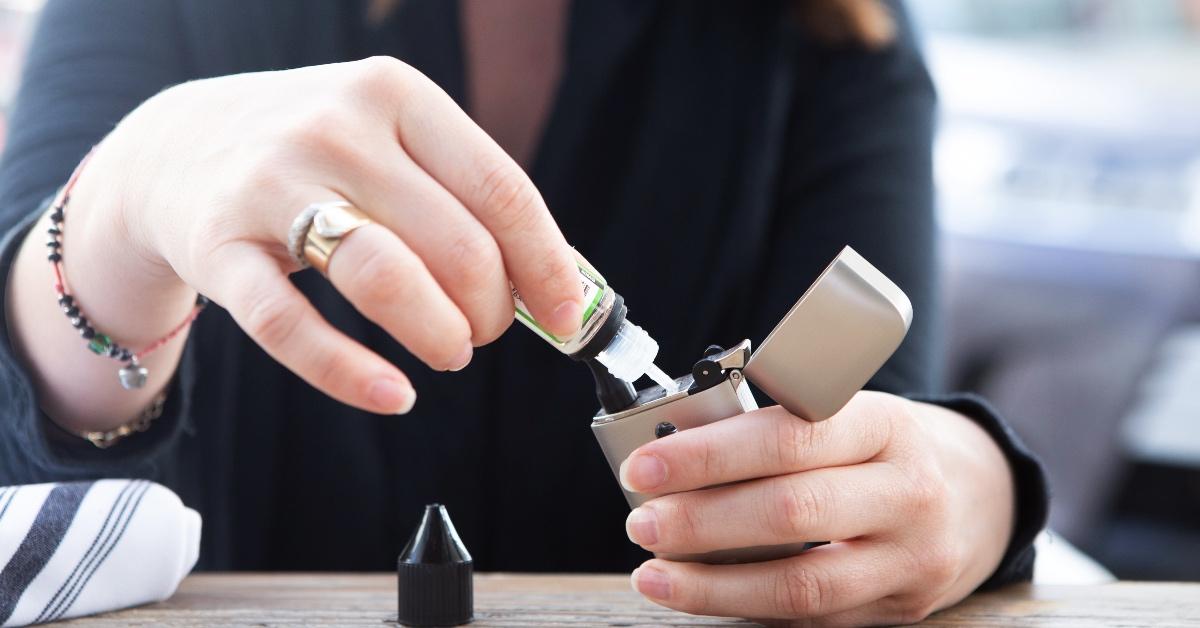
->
[0, 480, 200, 626]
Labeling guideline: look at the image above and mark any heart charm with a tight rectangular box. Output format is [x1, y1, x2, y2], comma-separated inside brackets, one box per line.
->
[118, 365, 149, 390]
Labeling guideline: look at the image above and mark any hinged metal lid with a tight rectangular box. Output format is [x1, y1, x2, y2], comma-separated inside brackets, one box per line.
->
[743, 247, 911, 421]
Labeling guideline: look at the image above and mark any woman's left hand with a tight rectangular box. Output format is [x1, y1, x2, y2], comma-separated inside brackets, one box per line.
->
[620, 390, 1015, 626]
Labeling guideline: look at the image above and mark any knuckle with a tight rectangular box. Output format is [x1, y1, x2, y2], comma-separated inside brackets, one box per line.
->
[455, 263, 512, 345]
[772, 415, 812, 470]
[348, 247, 418, 311]
[238, 154, 293, 201]
[186, 217, 240, 278]
[893, 597, 940, 625]
[845, 391, 903, 455]
[921, 541, 964, 586]
[358, 55, 404, 76]
[297, 103, 346, 137]
[774, 562, 830, 618]
[476, 161, 542, 234]
[865, 397, 902, 452]
[663, 498, 702, 547]
[466, 302, 512, 346]
[530, 245, 577, 296]
[475, 319, 513, 346]
[311, 345, 354, 392]
[241, 289, 301, 348]
[908, 466, 947, 514]
[344, 245, 472, 365]
[360, 265, 410, 309]
[694, 436, 726, 486]
[901, 455, 950, 522]
[688, 580, 712, 616]
[222, 158, 299, 236]
[446, 229, 503, 288]
[767, 480, 823, 541]
[269, 110, 368, 175]
[877, 393, 915, 444]
[348, 56, 411, 99]
[447, 227, 499, 266]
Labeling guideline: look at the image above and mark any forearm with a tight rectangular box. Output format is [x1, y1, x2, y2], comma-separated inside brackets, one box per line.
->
[5, 150, 195, 434]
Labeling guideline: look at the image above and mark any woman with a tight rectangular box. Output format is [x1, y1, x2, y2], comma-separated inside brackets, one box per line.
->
[0, 0, 1046, 624]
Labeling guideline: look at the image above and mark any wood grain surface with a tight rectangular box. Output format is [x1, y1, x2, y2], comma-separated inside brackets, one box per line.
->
[59, 573, 1200, 627]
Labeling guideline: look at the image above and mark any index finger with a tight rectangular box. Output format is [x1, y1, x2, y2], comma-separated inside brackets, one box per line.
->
[209, 243, 416, 415]
[619, 392, 903, 495]
[358, 58, 585, 338]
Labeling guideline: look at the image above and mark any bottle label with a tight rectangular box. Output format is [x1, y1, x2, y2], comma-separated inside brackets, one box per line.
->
[512, 258, 607, 346]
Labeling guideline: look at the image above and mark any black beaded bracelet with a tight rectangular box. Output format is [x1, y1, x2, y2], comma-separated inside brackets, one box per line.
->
[47, 150, 208, 390]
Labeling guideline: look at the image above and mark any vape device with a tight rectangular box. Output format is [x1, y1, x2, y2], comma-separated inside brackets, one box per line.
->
[590, 246, 912, 564]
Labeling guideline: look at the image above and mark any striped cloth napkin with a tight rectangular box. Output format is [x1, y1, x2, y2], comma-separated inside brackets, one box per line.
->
[0, 480, 200, 627]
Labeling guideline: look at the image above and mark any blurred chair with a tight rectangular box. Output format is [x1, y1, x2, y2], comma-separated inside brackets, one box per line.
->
[942, 235, 1200, 579]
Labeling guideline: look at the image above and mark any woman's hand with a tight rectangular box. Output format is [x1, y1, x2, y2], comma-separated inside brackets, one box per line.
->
[52, 57, 583, 420]
[620, 391, 1015, 626]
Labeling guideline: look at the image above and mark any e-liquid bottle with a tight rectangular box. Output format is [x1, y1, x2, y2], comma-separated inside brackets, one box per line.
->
[511, 253, 675, 405]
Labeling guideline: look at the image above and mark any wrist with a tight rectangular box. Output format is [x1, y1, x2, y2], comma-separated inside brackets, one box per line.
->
[915, 401, 1016, 594]
[74, 138, 178, 280]
[60, 148, 196, 349]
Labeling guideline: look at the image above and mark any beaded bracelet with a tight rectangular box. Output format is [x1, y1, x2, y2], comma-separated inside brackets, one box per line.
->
[46, 150, 208, 390]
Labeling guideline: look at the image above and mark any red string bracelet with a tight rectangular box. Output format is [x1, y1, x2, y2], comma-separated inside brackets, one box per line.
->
[46, 149, 208, 390]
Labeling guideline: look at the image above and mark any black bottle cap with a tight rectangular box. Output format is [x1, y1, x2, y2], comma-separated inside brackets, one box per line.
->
[397, 504, 473, 626]
[566, 293, 626, 362]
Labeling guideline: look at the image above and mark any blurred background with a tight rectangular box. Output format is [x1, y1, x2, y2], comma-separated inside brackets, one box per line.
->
[0, 0, 1196, 581]
[909, 0, 1200, 580]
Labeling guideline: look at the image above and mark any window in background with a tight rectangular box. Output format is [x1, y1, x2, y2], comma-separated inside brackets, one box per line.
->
[0, 0, 43, 151]
[912, 0, 1200, 256]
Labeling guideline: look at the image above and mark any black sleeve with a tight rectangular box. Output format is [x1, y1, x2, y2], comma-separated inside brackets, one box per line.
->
[0, 0, 192, 220]
[0, 0, 195, 484]
[756, 5, 938, 395]
[758, 4, 1047, 587]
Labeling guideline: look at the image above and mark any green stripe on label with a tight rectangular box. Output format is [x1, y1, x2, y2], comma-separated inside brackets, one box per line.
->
[515, 307, 561, 343]
[578, 264, 605, 287]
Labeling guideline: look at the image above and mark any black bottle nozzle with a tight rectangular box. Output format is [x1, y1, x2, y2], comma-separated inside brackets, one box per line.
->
[586, 358, 637, 413]
[397, 504, 473, 626]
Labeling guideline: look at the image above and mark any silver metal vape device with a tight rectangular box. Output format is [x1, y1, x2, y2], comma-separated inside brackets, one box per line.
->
[590, 246, 912, 564]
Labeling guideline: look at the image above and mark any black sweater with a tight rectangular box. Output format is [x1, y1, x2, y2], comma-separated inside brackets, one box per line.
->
[0, 0, 1046, 586]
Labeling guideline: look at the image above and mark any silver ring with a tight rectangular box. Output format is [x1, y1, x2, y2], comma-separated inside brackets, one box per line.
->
[287, 201, 350, 269]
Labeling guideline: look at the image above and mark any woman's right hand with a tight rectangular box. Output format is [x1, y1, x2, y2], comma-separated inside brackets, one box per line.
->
[63, 57, 585, 415]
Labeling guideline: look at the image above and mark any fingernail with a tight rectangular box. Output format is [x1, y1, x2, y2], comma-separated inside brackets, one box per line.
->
[548, 299, 583, 337]
[632, 566, 671, 600]
[447, 343, 473, 372]
[369, 379, 416, 415]
[620, 453, 668, 493]
[626, 507, 659, 546]
[397, 389, 416, 414]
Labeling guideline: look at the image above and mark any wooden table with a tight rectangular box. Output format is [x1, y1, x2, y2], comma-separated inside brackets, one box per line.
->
[62, 574, 1200, 627]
